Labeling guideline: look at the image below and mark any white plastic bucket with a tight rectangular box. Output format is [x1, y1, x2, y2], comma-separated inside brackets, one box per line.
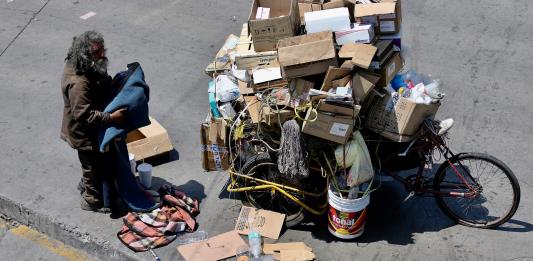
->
[327, 187, 370, 239]
[128, 153, 136, 174]
[137, 163, 152, 189]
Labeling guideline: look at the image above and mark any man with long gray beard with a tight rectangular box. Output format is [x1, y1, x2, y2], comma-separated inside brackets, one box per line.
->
[60, 31, 126, 212]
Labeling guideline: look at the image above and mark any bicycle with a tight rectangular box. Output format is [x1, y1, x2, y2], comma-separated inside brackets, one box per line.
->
[365, 119, 521, 228]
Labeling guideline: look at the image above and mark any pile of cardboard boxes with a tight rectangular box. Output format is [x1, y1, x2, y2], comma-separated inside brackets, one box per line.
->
[201, 0, 441, 171]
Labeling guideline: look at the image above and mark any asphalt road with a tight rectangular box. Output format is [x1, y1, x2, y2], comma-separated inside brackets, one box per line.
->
[0, 0, 532, 260]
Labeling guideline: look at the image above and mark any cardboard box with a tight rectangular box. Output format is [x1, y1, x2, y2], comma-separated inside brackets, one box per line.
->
[365, 93, 440, 137]
[244, 96, 294, 125]
[304, 7, 351, 34]
[200, 117, 230, 171]
[278, 31, 338, 78]
[317, 99, 361, 117]
[126, 117, 173, 161]
[352, 71, 380, 103]
[335, 23, 374, 45]
[302, 109, 353, 144]
[377, 52, 403, 87]
[249, 0, 300, 52]
[320, 66, 352, 92]
[354, 0, 402, 35]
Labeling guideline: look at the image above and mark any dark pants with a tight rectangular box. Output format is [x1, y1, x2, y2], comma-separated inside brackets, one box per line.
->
[77, 149, 106, 206]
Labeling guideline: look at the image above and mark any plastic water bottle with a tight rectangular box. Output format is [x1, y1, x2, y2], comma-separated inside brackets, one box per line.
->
[248, 229, 262, 258]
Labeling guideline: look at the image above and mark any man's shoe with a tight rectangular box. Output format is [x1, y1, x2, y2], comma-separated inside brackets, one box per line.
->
[80, 200, 110, 214]
[77, 180, 85, 194]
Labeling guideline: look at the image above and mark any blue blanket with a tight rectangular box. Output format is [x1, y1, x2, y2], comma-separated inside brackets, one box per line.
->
[98, 62, 159, 212]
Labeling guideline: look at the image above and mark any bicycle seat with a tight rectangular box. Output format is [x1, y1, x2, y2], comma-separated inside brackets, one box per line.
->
[437, 118, 454, 135]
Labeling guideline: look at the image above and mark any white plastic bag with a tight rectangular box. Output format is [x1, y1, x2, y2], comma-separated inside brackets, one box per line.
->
[215, 75, 240, 102]
[334, 131, 374, 187]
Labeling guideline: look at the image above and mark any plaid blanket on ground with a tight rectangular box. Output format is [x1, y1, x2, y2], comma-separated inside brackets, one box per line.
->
[117, 185, 200, 252]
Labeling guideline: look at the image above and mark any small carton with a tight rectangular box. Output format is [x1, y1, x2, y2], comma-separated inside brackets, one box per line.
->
[249, 0, 300, 52]
[335, 23, 374, 45]
[377, 52, 403, 87]
[126, 117, 173, 161]
[200, 117, 230, 171]
[365, 93, 440, 138]
[304, 7, 351, 34]
[277, 31, 338, 78]
[302, 109, 354, 144]
[354, 0, 402, 35]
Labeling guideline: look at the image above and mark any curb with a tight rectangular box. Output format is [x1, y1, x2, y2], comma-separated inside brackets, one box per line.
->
[0, 194, 141, 261]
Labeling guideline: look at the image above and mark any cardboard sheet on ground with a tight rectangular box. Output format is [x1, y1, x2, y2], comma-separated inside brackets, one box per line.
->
[338, 43, 377, 69]
[177, 231, 246, 261]
[235, 206, 286, 240]
[263, 242, 315, 261]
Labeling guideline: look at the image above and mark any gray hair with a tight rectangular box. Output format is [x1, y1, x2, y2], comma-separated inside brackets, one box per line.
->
[65, 30, 107, 75]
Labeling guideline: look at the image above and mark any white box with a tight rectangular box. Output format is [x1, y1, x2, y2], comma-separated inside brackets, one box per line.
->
[335, 23, 374, 45]
[304, 7, 351, 34]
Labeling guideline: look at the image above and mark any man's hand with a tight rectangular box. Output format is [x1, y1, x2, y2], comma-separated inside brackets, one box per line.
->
[109, 108, 127, 124]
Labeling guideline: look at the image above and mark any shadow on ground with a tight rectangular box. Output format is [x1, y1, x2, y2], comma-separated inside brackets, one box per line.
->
[289, 181, 456, 245]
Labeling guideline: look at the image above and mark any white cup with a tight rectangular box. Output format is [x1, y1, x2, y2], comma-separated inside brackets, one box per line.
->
[128, 153, 136, 174]
[137, 163, 152, 189]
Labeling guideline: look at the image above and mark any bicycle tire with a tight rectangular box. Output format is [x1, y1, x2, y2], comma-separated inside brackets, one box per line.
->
[433, 152, 520, 228]
[240, 153, 305, 227]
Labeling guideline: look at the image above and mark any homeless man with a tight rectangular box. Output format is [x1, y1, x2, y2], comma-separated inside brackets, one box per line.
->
[60, 30, 126, 212]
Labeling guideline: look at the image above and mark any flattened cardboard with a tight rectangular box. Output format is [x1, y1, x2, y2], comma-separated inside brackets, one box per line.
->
[235, 206, 286, 240]
[249, 0, 300, 51]
[205, 34, 239, 75]
[302, 109, 353, 144]
[338, 43, 377, 69]
[177, 231, 247, 261]
[365, 93, 440, 137]
[352, 71, 380, 102]
[235, 51, 278, 70]
[126, 117, 173, 161]
[277, 31, 338, 78]
[264, 242, 315, 261]
[280, 249, 316, 261]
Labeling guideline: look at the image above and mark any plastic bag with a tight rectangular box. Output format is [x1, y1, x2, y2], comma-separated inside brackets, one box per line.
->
[215, 74, 240, 102]
[334, 131, 374, 187]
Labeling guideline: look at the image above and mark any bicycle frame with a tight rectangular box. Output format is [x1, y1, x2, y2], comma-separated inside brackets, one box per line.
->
[383, 128, 479, 199]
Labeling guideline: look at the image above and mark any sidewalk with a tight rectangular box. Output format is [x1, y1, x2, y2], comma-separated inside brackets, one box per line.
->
[1, 0, 532, 260]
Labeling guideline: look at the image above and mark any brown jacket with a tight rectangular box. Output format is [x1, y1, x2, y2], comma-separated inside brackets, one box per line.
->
[60, 63, 113, 150]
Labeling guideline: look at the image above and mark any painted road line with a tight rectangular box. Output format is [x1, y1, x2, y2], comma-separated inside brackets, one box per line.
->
[9, 225, 96, 261]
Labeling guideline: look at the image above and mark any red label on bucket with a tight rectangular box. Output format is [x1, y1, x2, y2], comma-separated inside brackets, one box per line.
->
[328, 206, 367, 236]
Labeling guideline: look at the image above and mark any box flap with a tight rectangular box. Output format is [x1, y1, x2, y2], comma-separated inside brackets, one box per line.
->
[278, 34, 336, 66]
[338, 43, 377, 69]
[354, 2, 396, 17]
[277, 31, 332, 48]
[352, 71, 380, 101]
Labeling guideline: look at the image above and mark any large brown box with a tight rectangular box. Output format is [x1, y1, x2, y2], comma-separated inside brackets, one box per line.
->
[200, 117, 230, 171]
[126, 117, 173, 161]
[365, 93, 440, 141]
[302, 109, 353, 144]
[249, 0, 300, 52]
[278, 31, 338, 78]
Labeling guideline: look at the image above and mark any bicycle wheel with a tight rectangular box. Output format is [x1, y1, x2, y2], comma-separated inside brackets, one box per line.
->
[240, 153, 305, 227]
[433, 153, 520, 228]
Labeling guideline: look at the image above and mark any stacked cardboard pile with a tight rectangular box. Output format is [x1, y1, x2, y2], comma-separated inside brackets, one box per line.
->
[201, 0, 441, 171]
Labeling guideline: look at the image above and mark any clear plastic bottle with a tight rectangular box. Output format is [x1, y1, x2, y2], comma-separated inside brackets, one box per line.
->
[248, 228, 262, 258]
